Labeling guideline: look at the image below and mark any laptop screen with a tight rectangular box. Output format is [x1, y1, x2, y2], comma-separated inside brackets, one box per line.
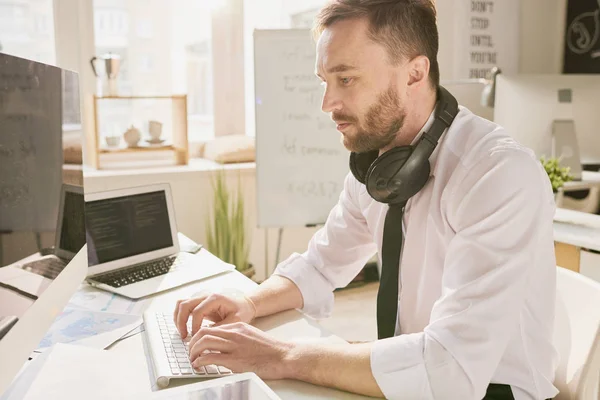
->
[58, 190, 86, 256]
[85, 190, 173, 266]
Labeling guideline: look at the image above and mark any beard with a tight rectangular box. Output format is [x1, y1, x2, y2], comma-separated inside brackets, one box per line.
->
[333, 84, 406, 154]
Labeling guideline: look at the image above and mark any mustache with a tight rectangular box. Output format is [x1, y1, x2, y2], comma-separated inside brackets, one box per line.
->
[331, 112, 358, 124]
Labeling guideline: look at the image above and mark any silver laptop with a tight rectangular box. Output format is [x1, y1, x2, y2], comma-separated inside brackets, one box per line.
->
[13, 184, 85, 280]
[84, 183, 230, 300]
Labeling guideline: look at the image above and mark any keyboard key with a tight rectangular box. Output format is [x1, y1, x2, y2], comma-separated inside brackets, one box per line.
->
[205, 365, 219, 375]
[193, 366, 207, 375]
[180, 368, 193, 375]
[218, 366, 232, 374]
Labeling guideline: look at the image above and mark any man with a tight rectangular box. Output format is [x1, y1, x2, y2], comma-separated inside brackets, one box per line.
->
[174, 1, 558, 399]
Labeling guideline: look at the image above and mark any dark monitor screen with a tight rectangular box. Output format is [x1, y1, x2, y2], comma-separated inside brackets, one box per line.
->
[85, 190, 173, 266]
[0, 53, 86, 339]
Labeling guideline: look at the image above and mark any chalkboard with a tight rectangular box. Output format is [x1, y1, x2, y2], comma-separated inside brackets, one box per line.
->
[0, 53, 63, 232]
[563, 0, 600, 73]
[254, 30, 350, 228]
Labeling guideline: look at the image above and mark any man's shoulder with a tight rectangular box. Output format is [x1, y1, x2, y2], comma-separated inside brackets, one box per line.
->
[444, 106, 538, 173]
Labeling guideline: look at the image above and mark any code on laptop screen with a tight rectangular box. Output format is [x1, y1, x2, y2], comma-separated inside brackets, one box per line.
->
[85, 190, 173, 266]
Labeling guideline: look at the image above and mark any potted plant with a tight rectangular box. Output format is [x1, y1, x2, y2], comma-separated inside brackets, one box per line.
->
[205, 169, 255, 279]
[540, 156, 573, 202]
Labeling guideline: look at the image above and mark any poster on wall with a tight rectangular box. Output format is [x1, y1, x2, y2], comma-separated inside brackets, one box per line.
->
[563, 0, 600, 73]
[453, 0, 520, 79]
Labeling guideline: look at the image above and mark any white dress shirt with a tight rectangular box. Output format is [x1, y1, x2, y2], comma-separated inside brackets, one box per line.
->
[274, 106, 559, 400]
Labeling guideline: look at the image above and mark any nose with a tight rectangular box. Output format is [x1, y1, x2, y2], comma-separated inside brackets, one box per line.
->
[321, 86, 342, 114]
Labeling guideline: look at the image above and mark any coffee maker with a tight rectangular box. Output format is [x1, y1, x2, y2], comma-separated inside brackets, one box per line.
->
[90, 52, 121, 96]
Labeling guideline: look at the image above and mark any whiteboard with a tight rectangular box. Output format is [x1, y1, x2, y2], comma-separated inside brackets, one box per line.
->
[254, 29, 350, 228]
[0, 54, 62, 232]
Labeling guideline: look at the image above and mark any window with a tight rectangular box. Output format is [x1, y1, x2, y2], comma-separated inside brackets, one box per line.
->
[0, 0, 55, 65]
[93, 0, 214, 142]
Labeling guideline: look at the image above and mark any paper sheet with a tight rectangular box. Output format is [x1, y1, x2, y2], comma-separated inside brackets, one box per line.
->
[21, 344, 152, 400]
[68, 284, 148, 315]
[36, 307, 141, 351]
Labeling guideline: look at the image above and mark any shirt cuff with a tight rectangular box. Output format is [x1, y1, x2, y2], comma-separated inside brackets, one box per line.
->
[273, 252, 335, 319]
[370, 333, 433, 400]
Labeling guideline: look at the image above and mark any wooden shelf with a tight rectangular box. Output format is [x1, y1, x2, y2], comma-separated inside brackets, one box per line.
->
[99, 144, 176, 154]
[94, 95, 186, 100]
[87, 94, 189, 169]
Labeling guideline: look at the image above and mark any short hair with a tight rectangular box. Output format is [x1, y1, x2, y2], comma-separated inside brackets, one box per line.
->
[313, 0, 440, 88]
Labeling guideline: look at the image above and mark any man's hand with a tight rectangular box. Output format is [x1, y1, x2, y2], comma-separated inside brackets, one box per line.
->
[173, 293, 257, 338]
[188, 322, 294, 380]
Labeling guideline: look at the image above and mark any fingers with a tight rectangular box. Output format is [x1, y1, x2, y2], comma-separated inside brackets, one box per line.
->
[173, 300, 183, 325]
[190, 294, 230, 336]
[188, 326, 238, 352]
[189, 333, 235, 361]
[175, 297, 204, 338]
[192, 352, 233, 372]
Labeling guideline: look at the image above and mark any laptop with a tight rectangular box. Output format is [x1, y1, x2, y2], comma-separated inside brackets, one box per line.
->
[13, 184, 86, 280]
[84, 183, 233, 300]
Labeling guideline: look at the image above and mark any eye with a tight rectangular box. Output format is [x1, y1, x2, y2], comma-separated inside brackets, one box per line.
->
[339, 77, 354, 86]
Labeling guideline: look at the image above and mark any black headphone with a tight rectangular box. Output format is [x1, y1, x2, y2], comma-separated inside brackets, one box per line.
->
[349, 85, 459, 205]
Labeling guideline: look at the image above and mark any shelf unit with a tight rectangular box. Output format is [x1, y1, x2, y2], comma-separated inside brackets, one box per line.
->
[89, 95, 189, 169]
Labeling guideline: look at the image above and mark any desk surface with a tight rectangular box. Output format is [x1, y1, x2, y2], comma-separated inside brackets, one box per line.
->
[554, 208, 600, 251]
[108, 262, 377, 400]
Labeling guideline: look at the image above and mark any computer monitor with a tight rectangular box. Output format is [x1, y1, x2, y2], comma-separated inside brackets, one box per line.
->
[0, 53, 88, 396]
[494, 74, 600, 169]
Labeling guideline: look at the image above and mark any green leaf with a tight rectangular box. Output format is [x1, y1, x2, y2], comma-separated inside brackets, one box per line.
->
[204, 169, 251, 272]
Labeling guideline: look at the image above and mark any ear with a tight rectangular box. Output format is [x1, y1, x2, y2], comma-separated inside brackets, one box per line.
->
[406, 55, 430, 87]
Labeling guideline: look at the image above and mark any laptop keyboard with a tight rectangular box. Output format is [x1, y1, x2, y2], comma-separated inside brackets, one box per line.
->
[21, 257, 66, 280]
[156, 313, 232, 377]
[93, 255, 187, 288]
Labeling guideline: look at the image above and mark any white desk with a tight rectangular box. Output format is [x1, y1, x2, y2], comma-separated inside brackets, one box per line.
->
[99, 258, 378, 399]
[554, 208, 600, 281]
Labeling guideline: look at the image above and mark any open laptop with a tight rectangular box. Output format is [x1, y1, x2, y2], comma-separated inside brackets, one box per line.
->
[13, 184, 85, 280]
[84, 183, 233, 300]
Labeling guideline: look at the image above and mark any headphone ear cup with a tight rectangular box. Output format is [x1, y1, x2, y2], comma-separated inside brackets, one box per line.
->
[365, 146, 414, 203]
[349, 151, 379, 185]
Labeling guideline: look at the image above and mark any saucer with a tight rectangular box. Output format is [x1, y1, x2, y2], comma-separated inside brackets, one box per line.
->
[146, 138, 165, 145]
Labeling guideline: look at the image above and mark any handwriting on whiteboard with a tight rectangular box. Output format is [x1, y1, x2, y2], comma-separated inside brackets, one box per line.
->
[567, 0, 600, 58]
[287, 180, 340, 199]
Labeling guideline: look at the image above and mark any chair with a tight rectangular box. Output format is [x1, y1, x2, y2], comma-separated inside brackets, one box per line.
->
[553, 267, 600, 399]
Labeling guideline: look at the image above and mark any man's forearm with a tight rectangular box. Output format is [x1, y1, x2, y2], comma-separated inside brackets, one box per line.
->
[248, 275, 304, 319]
[283, 341, 384, 398]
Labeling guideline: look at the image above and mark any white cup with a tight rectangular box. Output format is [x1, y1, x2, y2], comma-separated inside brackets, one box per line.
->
[148, 120, 163, 140]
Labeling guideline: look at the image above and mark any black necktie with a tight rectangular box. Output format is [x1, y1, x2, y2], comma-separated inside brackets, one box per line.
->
[377, 202, 406, 340]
